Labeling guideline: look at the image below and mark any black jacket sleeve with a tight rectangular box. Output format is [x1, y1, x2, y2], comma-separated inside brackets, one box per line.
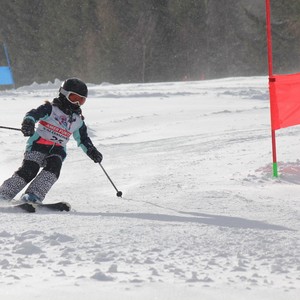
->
[24, 102, 52, 122]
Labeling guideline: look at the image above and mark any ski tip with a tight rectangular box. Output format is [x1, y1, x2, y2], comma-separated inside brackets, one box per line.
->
[64, 202, 71, 211]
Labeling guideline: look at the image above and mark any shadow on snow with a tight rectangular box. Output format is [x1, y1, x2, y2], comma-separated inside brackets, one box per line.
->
[74, 210, 293, 231]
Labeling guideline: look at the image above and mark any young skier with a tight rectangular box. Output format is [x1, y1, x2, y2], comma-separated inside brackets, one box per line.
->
[0, 78, 103, 203]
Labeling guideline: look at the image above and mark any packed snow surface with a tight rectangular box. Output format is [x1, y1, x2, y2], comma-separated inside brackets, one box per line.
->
[0, 77, 299, 299]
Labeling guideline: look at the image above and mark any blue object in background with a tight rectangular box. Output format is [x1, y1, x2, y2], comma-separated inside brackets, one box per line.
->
[0, 66, 14, 85]
[0, 43, 15, 86]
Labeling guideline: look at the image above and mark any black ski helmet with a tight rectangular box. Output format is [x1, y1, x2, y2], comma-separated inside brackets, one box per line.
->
[59, 78, 88, 98]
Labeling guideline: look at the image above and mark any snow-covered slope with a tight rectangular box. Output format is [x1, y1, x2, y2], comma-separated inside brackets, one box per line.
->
[0, 77, 299, 299]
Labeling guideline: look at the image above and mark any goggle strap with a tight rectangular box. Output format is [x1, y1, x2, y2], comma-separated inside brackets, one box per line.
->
[59, 87, 68, 97]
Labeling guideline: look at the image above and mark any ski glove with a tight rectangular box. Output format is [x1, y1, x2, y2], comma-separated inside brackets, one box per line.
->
[87, 147, 103, 163]
[21, 119, 35, 137]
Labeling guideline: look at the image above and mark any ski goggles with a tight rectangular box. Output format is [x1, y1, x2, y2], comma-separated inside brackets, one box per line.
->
[60, 88, 86, 106]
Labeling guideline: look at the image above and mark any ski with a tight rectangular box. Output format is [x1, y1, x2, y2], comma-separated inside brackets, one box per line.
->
[0, 201, 71, 213]
[10, 202, 36, 213]
[35, 202, 71, 212]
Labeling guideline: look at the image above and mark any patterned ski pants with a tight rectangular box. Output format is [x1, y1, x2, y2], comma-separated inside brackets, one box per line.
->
[0, 150, 63, 201]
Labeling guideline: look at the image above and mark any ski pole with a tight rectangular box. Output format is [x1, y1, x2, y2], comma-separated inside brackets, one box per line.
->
[99, 163, 123, 197]
[0, 125, 21, 132]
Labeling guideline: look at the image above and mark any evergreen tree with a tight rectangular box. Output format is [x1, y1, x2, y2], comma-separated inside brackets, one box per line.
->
[1, 0, 300, 86]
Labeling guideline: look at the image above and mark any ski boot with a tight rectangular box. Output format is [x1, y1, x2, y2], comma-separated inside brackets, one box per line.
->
[20, 193, 42, 204]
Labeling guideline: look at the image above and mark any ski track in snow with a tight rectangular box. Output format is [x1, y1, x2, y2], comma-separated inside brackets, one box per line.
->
[0, 77, 299, 299]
